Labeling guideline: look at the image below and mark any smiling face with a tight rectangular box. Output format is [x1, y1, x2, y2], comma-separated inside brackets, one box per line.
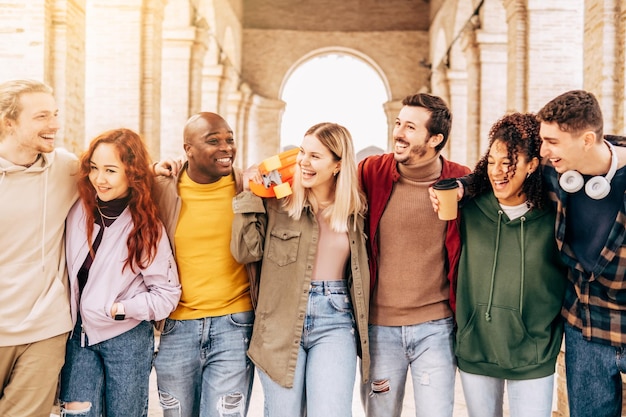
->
[488, 139, 538, 206]
[184, 113, 236, 184]
[297, 134, 340, 194]
[88, 142, 130, 202]
[8, 92, 60, 157]
[392, 105, 441, 165]
[539, 121, 589, 174]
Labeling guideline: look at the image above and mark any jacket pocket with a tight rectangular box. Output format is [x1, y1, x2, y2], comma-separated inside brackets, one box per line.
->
[267, 229, 300, 267]
[456, 303, 538, 369]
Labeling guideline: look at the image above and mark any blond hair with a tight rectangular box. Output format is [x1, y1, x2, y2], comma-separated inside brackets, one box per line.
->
[0, 79, 53, 138]
[284, 122, 366, 232]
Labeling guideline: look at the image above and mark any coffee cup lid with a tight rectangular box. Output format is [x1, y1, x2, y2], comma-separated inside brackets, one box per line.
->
[433, 178, 459, 190]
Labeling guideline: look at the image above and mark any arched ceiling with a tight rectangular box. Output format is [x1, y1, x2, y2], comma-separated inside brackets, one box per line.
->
[242, 0, 431, 32]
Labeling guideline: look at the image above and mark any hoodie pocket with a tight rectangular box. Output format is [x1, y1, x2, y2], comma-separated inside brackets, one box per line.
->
[456, 303, 538, 369]
[267, 229, 300, 267]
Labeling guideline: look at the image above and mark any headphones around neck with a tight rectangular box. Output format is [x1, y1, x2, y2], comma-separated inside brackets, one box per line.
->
[559, 140, 618, 199]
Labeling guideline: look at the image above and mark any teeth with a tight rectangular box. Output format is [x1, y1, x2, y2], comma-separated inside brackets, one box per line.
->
[302, 169, 315, 175]
[41, 134, 54, 139]
[216, 158, 231, 163]
[395, 141, 408, 150]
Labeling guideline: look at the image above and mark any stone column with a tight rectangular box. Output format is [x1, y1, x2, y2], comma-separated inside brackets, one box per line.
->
[584, 0, 623, 134]
[226, 83, 254, 168]
[460, 27, 482, 166]
[140, 0, 166, 158]
[160, 25, 199, 159]
[245, 95, 286, 167]
[445, 69, 470, 166]
[51, 0, 86, 153]
[475, 29, 507, 155]
[503, 0, 583, 112]
[613, 2, 626, 133]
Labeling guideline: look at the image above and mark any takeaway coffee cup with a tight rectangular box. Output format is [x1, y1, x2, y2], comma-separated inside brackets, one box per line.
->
[433, 178, 459, 221]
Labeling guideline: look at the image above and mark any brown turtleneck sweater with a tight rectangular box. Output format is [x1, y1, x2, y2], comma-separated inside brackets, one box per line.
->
[369, 154, 452, 326]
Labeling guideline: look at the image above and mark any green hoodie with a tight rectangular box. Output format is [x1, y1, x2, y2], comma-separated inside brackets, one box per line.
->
[455, 192, 567, 380]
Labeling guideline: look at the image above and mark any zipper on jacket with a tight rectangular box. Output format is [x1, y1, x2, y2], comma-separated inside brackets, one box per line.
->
[80, 324, 86, 347]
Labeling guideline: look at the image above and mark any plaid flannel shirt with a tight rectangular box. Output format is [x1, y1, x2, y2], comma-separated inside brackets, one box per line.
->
[544, 161, 626, 347]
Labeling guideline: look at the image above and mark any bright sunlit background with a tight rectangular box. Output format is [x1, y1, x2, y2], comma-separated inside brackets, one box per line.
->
[280, 54, 389, 156]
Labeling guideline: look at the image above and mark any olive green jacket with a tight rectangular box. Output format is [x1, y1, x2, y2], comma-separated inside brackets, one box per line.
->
[231, 191, 370, 387]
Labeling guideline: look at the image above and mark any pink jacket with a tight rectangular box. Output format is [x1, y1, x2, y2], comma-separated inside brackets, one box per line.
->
[65, 201, 181, 345]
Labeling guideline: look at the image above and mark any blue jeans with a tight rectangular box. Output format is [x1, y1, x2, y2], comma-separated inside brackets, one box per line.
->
[259, 281, 356, 417]
[153, 311, 255, 417]
[59, 318, 154, 417]
[459, 370, 554, 417]
[361, 318, 456, 417]
[565, 323, 626, 417]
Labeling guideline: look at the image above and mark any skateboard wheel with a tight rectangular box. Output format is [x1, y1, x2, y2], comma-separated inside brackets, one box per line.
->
[261, 155, 282, 172]
[274, 182, 292, 199]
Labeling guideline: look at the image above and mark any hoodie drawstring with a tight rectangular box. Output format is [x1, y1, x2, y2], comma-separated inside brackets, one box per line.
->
[485, 211, 527, 322]
[41, 169, 48, 271]
[519, 216, 526, 316]
[485, 210, 503, 322]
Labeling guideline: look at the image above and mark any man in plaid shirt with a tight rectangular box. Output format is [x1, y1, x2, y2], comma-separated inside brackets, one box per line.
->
[537, 90, 626, 417]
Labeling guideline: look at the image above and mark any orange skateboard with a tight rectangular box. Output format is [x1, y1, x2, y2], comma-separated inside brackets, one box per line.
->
[249, 148, 299, 199]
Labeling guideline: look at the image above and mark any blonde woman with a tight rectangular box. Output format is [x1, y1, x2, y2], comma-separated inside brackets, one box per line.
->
[231, 122, 369, 417]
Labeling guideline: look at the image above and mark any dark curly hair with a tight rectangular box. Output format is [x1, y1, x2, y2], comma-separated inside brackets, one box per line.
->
[536, 89, 603, 140]
[468, 112, 547, 210]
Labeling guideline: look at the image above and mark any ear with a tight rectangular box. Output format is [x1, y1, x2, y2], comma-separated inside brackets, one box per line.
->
[183, 142, 192, 157]
[429, 133, 444, 149]
[528, 156, 540, 174]
[3, 117, 14, 130]
[333, 161, 341, 175]
[582, 130, 597, 149]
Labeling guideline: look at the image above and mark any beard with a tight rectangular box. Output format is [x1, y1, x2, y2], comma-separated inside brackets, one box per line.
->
[394, 141, 429, 165]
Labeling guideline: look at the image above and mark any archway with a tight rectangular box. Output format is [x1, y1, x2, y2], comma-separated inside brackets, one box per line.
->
[279, 51, 389, 156]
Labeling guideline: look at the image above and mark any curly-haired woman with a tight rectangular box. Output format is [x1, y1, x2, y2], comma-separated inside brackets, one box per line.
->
[454, 113, 567, 417]
[60, 128, 181, 417]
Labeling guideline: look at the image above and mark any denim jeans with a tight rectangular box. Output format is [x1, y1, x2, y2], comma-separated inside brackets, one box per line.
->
[153, 311, 255, 417]
[565, 323, 626, 417]
[259, 281, 356, 417]
[459, 370, 554, 417]
[361, 318, 456, 417]
[59, 318, 154, 417]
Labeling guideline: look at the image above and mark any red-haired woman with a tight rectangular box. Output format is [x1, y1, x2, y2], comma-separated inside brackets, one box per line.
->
[60, 128, 181, 417]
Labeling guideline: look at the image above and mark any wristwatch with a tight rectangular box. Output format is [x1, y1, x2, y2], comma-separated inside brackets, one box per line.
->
[114, 303, 126, 321]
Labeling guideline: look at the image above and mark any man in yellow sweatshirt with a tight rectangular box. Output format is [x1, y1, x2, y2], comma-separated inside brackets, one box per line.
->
[152, 112, 256, 417]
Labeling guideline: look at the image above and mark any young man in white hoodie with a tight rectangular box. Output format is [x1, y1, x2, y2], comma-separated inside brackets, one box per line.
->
[0, 79, 78, 417]
[0, 79, 176, 417]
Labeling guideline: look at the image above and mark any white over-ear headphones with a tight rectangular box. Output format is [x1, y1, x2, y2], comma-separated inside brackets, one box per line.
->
[559, 140, 618, 199]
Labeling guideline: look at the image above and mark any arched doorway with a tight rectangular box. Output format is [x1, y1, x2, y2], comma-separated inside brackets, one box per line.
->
[279, 51, 389, 156]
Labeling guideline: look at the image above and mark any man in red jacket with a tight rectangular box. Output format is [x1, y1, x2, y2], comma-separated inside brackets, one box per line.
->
[358, 93, 470, 417]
